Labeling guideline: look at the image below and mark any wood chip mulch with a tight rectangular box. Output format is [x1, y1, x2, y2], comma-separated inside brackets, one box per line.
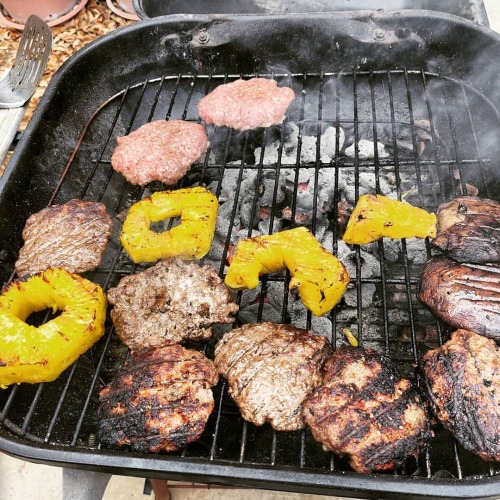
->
[0, 0, 134, 173]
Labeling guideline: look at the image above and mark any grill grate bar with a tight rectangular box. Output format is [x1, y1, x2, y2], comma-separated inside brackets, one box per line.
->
[369, 70, 391, 355]
[460, 81, 493, 199]
[352, 70, 365, 347]
[440, 76, 469, 198]
[44, 362, 79, 443]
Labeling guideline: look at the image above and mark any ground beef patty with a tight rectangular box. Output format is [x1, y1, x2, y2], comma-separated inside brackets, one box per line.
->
[107, 258, 239, 350]
[111, 120, 209, 186]
[15, 198, 113, 276]
[198, 78, 295, 131]
[214, 322, 332, 431]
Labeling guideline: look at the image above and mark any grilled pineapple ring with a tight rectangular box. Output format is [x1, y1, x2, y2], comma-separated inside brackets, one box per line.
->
[0, 268, 107, 389]
[120, 187, 218, 263]
[225, 227, 350, 316]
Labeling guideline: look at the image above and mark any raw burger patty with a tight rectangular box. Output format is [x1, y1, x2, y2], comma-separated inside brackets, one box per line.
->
[15, 198, 113, 276]
[97, 344, 218, 453]
[422, 329, 500, 462]
[214, 322, 332, 431]
[303, 346, 433, 473]
[111, 120, 209, 186]
[198, 78, 295, 131]
[107, 258, 239, 350]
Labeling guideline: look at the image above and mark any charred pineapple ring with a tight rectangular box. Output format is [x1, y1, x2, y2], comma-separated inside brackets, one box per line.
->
[0, 268, 107, 389]
[225, 227, 350, 316]
[120, 187, 218, 263]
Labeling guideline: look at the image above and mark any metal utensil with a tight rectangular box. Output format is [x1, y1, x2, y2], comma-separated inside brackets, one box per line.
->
[0, 15, 52, 108]
[0, 15, 52, 167]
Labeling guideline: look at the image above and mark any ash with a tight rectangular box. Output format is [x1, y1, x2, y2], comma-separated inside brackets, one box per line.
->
[201, 113, 433, 349]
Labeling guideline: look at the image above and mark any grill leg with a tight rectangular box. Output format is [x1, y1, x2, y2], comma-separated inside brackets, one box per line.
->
[149, 479, 170, 500]
[62, 468, 112, 500]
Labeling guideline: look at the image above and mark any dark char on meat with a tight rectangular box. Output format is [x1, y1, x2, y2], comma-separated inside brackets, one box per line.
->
[97, 344, 218, 453]
[303, 346, 433, 473]
[423, 329, 500, 462]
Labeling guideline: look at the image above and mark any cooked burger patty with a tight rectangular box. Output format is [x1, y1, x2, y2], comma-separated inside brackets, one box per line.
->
[97, 344, 218, 452]
[107, 258, 238, 350]
[418, 256, 500, 340]
[214, 322, 332, 431]
[198, 78, 295, 131]
[15, 198, 113, 276]
[432, 196, 500, 263]
[111, 120, 209, 186]
[303, 346, 433, 473]
[422, 330, 500, 462]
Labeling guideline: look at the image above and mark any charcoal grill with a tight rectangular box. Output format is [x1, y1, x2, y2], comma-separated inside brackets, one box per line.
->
[0, 10, 500, 499]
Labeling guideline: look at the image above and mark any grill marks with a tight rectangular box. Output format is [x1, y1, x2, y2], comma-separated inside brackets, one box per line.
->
[97, 344, 218, 453]
[214, 323, 333, 431]
[418, 257, 500, 340]
[303, 347, 433, 473]
[15, 199, 113, 276]
[423, 330, 500, 462]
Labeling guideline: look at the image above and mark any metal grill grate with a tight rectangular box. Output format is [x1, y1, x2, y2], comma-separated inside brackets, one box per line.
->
[1, 69, 500, 495]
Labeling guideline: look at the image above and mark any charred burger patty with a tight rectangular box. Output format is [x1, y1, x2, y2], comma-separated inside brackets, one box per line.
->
[422, 329, 500, 462]
[97, 344, 218, 453]
[303, 346, 433, 473]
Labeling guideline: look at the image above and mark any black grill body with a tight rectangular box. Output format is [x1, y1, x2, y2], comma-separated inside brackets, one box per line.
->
[0, 11, 499, 499]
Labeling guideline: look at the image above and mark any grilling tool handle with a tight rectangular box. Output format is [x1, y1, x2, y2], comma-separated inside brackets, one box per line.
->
[0, 106, 26, 166]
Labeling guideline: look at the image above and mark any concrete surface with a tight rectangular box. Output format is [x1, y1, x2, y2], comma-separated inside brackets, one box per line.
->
[2, 1, 500, 499]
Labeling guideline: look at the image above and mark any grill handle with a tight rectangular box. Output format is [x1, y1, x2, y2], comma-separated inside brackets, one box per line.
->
[185, 15, 425, 50]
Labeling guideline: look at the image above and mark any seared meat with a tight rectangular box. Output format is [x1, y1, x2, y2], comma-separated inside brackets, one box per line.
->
[214, 322, 332, 431]
[418, 256, 500, 340]
[422, 330, 500, 462]
[432, 196, 500, 263]
[15, 198, 113, 276]
[107, 258, 238, 350]
[303, 347, 433, 473]
[97, 344, 218, 452]
[111, 120, 209, 186]
[198, 78, 295, 131]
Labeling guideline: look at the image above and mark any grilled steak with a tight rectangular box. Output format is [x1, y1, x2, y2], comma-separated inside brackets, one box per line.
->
[15, 198, 113, 277]
[97, 344, 218, 452]
[422, 330, 500, 462]
[303, 347, 433, 473]
[214, 322, 332, 431]
[418, 256, 500, 340]
[107, 258, 238, 350]
[111, 120, 209, 186]
[432, 196, 500, 263]
[198, 78, 295, 131]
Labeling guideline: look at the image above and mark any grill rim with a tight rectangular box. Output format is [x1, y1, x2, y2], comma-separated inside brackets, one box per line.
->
[2, 435, 500, 500]
[1, 11, 500, 498]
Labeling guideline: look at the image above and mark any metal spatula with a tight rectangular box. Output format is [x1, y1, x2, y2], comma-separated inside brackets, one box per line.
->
[0, 15, 52, 108]
[0, 15, 52, 167]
